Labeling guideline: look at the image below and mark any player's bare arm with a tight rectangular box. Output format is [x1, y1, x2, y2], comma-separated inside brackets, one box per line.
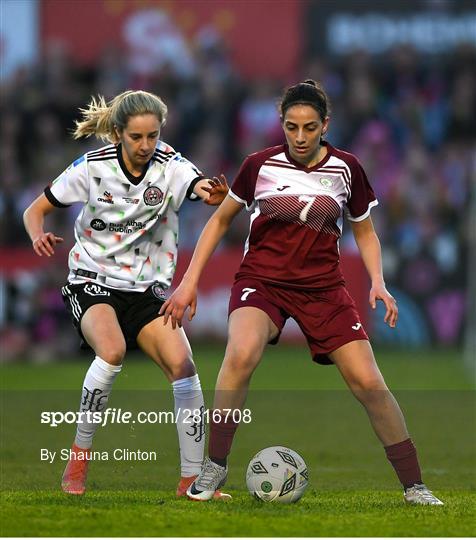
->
[351, 217, 398, 328]
[193, 174, 229, 206]
[160, 195, 243, 328]
[23, 194, 64, 257]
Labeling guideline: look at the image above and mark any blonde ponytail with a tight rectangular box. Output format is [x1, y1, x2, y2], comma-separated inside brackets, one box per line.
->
[73, 90, 168, 143]
[73, 96, 115, 142]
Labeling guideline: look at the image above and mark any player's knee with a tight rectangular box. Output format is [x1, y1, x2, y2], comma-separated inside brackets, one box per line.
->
[169, 357, 196, 381]
[351, 376, 388, 402]
[224, 344, 260, 376]
[98, 344, 126, 366]
[361, 376, 385, 390]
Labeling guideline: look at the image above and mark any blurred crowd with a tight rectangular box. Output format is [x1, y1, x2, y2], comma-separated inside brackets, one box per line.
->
[1, 29, 475, 360]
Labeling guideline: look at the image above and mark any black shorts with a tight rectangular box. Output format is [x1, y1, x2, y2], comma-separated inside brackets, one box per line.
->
[61, 281, 167, 349]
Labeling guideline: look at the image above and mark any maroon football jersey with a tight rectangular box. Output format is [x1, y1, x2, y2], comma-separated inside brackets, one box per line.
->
[229, 142, 378, 289]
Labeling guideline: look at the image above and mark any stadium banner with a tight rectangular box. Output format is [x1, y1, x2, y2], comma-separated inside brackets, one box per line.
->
[304, 0, 476, 56]
[0, 0, 39, 80]
[1, 246, 467, 345]
[0, 247, 369, 344]
[40, 0, 301, 79]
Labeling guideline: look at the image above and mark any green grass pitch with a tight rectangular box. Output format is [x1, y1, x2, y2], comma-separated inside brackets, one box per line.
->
[1, 345, 475, 537]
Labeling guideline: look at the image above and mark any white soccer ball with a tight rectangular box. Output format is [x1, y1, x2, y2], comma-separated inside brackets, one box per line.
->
[246, 446, 309, 503]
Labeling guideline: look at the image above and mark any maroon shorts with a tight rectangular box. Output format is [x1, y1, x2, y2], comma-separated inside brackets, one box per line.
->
[228, 278, 368, 365]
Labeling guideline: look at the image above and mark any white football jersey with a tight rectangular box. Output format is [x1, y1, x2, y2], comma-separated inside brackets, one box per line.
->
[45, 141, 202, 291]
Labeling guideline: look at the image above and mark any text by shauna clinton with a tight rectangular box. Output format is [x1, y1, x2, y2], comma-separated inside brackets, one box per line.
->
[40, 448, 158, 463]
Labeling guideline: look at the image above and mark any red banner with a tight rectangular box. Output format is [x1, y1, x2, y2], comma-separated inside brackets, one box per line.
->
[1, 247, 370, 339]
[41, 0, 301, 80]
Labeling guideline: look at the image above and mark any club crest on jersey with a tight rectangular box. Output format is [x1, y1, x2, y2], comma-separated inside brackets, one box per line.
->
[319, 178, 334, 188]
[151, 283, 167, 300]
[90, 219, 107, 231]
[144, 186, 164, 206]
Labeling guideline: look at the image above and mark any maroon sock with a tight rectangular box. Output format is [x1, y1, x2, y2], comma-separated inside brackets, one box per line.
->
[385, 438, 422, 489]
[208, 413, 239, 466]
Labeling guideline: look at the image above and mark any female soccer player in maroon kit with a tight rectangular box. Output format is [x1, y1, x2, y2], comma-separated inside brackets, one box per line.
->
[161, 80, 443, 505]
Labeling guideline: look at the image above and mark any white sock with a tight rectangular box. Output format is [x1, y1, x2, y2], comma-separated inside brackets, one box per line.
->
[172, 374, 205, 477]
[74, 355, 122, 449]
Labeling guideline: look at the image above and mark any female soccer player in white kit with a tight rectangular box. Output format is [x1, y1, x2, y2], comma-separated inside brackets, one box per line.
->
[23, 90, 229, 499]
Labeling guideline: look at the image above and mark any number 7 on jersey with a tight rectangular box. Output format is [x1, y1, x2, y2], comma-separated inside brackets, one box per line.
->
[241, 288, 257, 301]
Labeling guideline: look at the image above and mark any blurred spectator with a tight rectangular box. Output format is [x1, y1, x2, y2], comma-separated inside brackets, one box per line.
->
[236, 80, 283, 157]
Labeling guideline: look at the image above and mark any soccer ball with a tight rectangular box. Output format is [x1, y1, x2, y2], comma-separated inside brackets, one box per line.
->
[246, 446, 309, 503]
